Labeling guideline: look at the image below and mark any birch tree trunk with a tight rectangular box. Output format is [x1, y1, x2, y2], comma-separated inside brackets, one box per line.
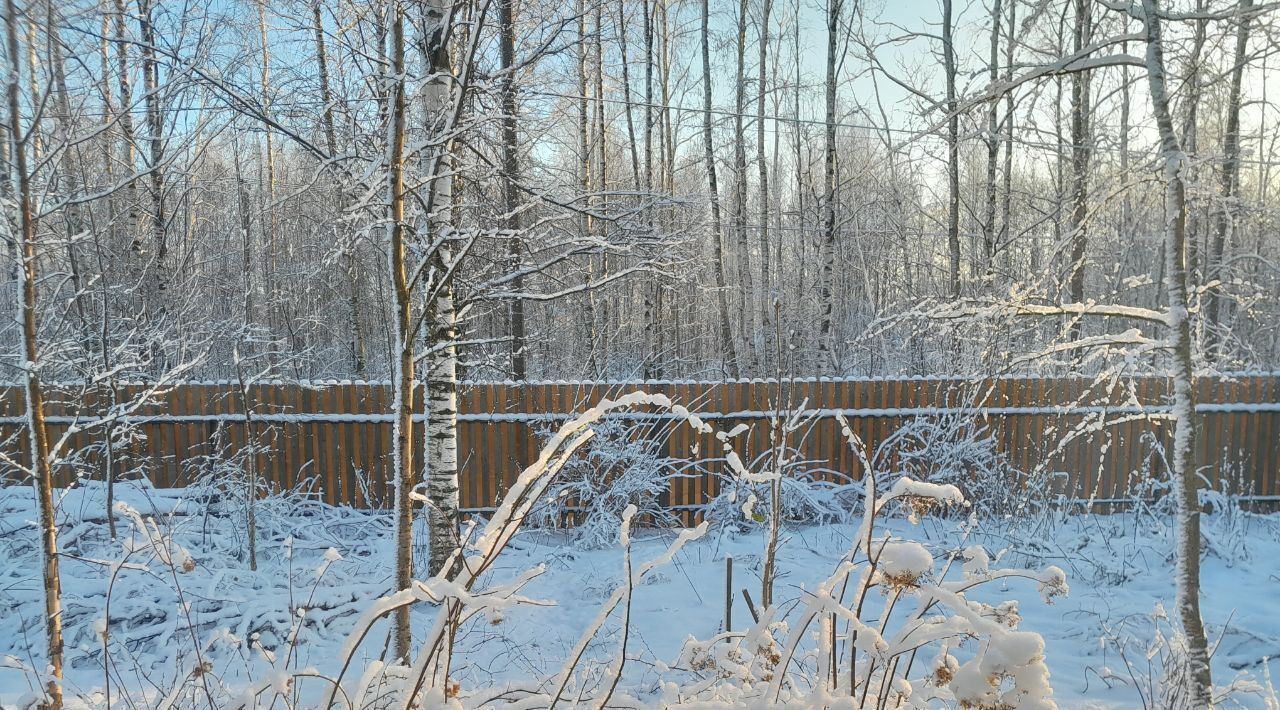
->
[257, 0, 279, 323]
[1140, 0, 1213, 702]
[112, 0, 140, 246]
[138, 0, 168, 302]
[731, 0, 755, 369]
[981, 0, 1002, 283]
[616, 1, 640, 190]
[592, 2, 610, 373]
[1000, 0, 1014, 276]
[701, 0, 739, 379]
[757, 0, 772, 366]
[577, 0, 595, 372]
[424, 0, 461, 582]
[6, 1, 63, 702]
[499, 0, 525, 379]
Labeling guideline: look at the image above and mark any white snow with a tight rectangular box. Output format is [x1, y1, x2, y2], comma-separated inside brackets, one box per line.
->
[0, 480, 1278, 707]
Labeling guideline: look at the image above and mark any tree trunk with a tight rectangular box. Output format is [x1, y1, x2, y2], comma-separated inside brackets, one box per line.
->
[757, 0, 772, 368]
[424, 0, 461, 583]
[701, 0, 739, 379]
[312, 0, 366, 374]
[112, 0, 140, 249]
[981, 0, 1002, 283]
[1141, 1, 1213, 703]
[616, 1, 640, 190]
[387, 0, 415, 662]
[943, 0, 960, 298]
[577, 0, 596, 373]
[1000, 0, 1015, 277]
[138, 0, 167, 301]
[1181, 1, 1208, 279]
[592, 2, 609, 373]
[732, 0, 755, 370]
[1066, 0, 1092, 342]
[257, 0, 279, 323]
[1206, 0, 1253, 357]
[817, 0, 841, 368]
[499, 0, 525, 379]
[6, 0, 63, 702]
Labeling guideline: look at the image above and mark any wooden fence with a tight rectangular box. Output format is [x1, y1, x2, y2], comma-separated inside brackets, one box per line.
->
[1, 375, 1277, 514]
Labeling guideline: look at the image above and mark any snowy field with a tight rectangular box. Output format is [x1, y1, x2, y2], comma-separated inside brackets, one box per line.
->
[1, 478, 1278, 708]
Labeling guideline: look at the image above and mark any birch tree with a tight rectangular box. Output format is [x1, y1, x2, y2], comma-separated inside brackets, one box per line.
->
[1137, 0, 1212, 700]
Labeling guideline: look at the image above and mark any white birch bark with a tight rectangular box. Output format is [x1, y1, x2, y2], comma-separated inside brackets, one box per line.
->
[424, 0, 461, 582]
[1140, 1, 1213, 702]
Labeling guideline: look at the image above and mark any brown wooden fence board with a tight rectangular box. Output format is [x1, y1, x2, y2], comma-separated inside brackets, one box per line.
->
[1, 376, 1277, 511]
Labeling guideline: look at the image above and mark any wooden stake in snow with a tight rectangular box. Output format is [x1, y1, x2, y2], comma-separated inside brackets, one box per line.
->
[724, 555, 734, 632]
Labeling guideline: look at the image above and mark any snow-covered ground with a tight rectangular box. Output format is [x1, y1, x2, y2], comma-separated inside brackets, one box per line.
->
[1, 478, 1278, 708]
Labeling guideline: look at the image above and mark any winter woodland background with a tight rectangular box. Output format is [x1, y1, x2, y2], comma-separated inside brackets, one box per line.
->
[2, 0, 1280, 706]
[1, 0, 1278, 381]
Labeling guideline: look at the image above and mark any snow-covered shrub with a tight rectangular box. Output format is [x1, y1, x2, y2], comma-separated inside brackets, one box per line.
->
[704, 451, 857, 529]
[527, 417, 688, 547]
[875, 411, 1051, 521]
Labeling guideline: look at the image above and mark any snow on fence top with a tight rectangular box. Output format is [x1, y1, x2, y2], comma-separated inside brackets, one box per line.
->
[0, 374, 1276, 515]
[2, 369, 1278, 389]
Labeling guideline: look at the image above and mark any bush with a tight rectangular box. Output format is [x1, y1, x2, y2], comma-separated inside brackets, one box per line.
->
[527, 417, 687, 548]
[875, 412, 1050, 521]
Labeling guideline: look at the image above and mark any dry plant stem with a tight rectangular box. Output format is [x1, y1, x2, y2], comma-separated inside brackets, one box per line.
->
[594, 520, 635, 710]
[102, 551, 135, 710]
[549, 524, 708, 708]
[148, 519, 215, 710]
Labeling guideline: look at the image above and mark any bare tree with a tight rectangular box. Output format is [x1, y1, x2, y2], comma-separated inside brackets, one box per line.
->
[1205, 0, 1254, 356]
[6, 1, 63, 703]
[701, 0, 738, 378]
[1066, 0, 1093, 342]
[817, 0, 841, 367]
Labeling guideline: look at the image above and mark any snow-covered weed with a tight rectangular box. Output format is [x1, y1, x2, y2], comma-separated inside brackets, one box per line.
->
[668, 472, 1067, 708]
[1098, 602, 1271, 710]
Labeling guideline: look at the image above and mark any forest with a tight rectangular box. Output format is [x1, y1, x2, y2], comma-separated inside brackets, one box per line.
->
[1, 0, 1279, 706]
